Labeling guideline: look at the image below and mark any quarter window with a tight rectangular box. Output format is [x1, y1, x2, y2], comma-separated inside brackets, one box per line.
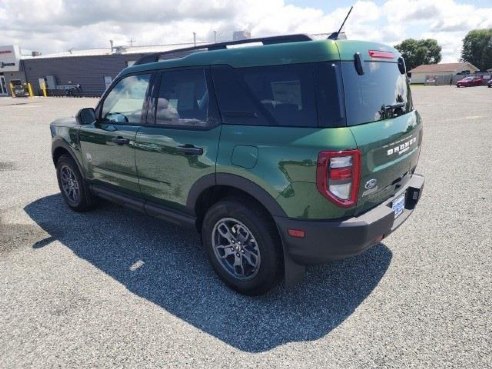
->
[242, 65, 317, 127]
[154, 69, 208, 127]
[213, 63, 341, 127]
[101, 74, 151, 124]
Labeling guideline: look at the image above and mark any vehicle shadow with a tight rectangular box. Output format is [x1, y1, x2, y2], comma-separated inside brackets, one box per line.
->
[24, 194, 392, 353]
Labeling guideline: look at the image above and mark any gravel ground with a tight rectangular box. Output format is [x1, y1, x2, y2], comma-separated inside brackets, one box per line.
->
[0, 87, 491, 368]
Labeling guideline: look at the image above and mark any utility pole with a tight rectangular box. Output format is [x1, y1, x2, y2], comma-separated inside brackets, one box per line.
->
[193, 32, 196, 47]
[214, 31, 217, 44]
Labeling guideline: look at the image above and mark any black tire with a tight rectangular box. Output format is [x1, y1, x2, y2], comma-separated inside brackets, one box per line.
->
[56, 154, 96, 212]
[201, 198, 282, 295]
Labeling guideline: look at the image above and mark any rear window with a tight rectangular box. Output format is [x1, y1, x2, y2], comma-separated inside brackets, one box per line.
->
[212, 63, 344, 128]
[155, 69, 208, 127]
[341, 61, 413, 126]
[241, 65, 316, 127]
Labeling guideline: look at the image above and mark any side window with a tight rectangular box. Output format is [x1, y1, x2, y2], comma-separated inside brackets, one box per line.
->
[155, 69, 208, 127]
[101, 74, 151, 124]
[213, 64, 318, 127]
[241, 64, 317, 127]
[212, 66, 269, 126]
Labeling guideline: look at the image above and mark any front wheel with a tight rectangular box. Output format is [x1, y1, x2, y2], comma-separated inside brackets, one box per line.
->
[56, 154, 96, 212]
[201, 199, 282, 295]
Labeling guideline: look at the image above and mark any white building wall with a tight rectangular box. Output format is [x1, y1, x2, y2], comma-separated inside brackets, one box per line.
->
[411, 71, 455, 84]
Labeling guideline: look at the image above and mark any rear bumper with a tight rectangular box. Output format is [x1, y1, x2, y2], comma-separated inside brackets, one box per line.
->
[274, 174, 424, 265]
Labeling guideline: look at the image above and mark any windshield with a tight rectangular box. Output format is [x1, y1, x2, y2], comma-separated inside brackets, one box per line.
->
[341, 61, 413, 126]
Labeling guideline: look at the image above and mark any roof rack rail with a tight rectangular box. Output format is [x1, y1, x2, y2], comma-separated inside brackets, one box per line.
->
[133, 34, 313, 66]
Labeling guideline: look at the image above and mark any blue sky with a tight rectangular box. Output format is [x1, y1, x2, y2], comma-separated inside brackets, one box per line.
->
[0, 0, 491, 62]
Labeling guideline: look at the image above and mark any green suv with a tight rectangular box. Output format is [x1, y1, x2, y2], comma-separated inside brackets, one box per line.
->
[50, 34, 424, 295]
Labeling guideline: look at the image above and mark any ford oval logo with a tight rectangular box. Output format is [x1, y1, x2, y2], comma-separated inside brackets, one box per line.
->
[365, 178, 378, 190]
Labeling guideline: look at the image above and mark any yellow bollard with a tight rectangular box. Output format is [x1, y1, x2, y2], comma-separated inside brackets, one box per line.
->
[9, 83, 16, 97]
[39, 81, 47, 97]
[27, 83, 33, 97]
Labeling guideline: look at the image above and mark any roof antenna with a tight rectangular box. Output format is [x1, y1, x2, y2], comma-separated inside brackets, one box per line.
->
[328, 5, 353, 40]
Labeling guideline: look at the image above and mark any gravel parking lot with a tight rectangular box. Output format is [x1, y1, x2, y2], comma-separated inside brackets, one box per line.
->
[0, 86, 491, 368]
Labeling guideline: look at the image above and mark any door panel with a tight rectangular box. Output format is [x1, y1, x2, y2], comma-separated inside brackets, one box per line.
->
[135, 126, 221, 210]
[79, 123, 140, 194]
[135, 68, 220, 211]
[79, 73, 152, 195]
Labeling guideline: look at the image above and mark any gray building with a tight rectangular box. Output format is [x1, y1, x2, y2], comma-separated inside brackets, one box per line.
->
[23, 52, 146, 97]
[2, 34, 242, 97]
[19, 43, 203, 97]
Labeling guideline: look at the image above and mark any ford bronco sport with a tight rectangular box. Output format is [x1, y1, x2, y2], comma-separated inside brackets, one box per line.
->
[50, 34, 424, 295]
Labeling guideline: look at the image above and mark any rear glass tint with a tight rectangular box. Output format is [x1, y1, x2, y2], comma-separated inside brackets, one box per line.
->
[341, 61, 413, 126]
[317, 62, 346, 127]
[213, 63, 344, 128]
[242, 64, 316, 127]
[212, 66, 267, 126]
[155, 69, 208, 127]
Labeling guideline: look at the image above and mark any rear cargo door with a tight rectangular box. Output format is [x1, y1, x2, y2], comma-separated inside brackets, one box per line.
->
[340, 54, 423, 213]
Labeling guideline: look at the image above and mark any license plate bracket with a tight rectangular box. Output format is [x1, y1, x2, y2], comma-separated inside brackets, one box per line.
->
[392, 193, 405, 219]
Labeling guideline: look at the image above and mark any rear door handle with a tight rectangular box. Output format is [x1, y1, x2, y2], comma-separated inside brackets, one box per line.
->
[176, 144, 204, 156]
[112, 137, 130, 145]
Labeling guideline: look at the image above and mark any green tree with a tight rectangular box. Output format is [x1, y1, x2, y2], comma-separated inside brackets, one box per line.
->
[461, 29, 492, 71]
[394, 39, 442, 70]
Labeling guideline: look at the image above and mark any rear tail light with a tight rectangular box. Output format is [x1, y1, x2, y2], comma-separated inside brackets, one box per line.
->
[368, 50, 394, 59]
[316, 150, 361, 208]
[288, 229, 305, 238]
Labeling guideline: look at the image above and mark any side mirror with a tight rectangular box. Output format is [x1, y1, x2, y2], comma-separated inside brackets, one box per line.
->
[76, 108, 96, 125]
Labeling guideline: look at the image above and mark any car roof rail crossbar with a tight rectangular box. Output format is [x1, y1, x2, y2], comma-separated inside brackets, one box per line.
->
[133, 34, 313, 66]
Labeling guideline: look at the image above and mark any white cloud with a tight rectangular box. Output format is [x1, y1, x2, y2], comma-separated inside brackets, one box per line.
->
[383, 0, 492, 62]
[0, 0, 491, 63]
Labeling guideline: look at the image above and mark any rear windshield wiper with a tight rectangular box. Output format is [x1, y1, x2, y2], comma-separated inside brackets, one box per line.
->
[383, 102, 406, 110]
[379, 102, 406, 119]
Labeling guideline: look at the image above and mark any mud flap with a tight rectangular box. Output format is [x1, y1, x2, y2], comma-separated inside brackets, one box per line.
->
[282, 243, 306, 287]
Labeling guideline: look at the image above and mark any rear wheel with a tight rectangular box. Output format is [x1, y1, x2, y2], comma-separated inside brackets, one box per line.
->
[56, 154, 96, 212]
[201, 199, 282, 295]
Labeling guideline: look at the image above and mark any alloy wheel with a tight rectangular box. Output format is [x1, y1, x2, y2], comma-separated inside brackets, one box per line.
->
[60, 165, 80, 204]
[211, 217, 261, 280]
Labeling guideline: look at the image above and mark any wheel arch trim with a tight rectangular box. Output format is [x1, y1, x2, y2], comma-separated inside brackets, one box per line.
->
[186, 173, 287, 218]
[52, 138, 86, 180]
